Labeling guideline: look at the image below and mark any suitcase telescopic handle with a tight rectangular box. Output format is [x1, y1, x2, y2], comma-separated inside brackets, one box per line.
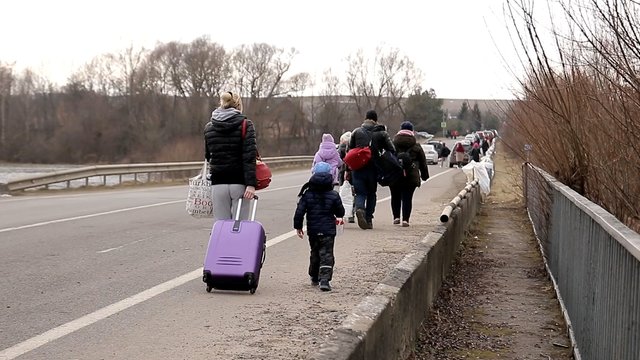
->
[234, 195, 259, 221]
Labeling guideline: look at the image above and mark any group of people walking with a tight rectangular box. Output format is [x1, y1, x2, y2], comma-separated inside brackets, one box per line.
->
[202, 90, 442, 292]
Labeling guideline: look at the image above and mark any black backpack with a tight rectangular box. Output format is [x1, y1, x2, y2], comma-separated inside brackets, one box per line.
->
[396, 151, 415, 175]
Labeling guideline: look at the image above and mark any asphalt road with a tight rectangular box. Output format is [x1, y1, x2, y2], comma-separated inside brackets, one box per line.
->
[0, 149, 463, 360]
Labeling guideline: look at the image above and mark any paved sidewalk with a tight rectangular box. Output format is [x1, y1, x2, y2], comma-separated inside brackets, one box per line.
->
[409, 152, 575, 359]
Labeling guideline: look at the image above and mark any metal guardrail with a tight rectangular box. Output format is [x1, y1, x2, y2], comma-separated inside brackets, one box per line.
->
[0, 156, 314, 193]
[524, 163, 640, 360]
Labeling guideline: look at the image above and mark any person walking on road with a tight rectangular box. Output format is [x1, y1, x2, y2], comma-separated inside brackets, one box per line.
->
[348, 110, 395, 230]
[438, 142, 451, 168]
[470, 142, 481, 162]
[293, 162, 345, 292]
[389, 121, 429, 227]
[204, 91, 257, 221]
[312, 133, 343, 186]
[337, 131, 355, 223]
[454, 141, 465, 168]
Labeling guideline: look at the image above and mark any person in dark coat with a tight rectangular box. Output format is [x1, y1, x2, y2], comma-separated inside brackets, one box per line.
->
[204, 91, 257, 221]
[337, 131, 351, 186]
[293, 162, 345, 292]
[439, 142, 451, 168]
[348, 110, 395, 230]
[481, 138, 490, 156]
[389, 121, 429, 227]
[470, 142, 481, 162]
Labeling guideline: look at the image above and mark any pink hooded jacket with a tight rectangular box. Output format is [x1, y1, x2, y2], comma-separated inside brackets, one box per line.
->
[312, 133, 343, 184]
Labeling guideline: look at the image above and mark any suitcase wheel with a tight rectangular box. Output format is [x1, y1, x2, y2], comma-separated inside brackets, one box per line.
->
[246, 273, 257, 294]
[206, 285, 213, 293]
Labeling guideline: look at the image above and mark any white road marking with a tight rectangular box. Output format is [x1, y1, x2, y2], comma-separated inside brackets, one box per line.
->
[97, 237, 153, 254]
[0, 185, 302, 234]
[266, 230, 298, 247]
[0, 169, 457, 359]
[0, 201, 182, 234]
[0, 268, 203, 360]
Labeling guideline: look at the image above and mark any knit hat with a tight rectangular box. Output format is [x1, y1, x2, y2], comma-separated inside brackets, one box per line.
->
[365, 110, 378, 121]
[400, 121, 414, 131]
[322, 133, 334, 143]
[312, 161, 331, 174]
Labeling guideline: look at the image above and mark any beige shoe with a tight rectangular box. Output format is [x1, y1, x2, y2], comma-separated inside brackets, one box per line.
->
[401, 221, 410, 227]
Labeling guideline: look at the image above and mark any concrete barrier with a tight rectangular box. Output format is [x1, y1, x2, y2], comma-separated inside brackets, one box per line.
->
[309, 182, 481, 360]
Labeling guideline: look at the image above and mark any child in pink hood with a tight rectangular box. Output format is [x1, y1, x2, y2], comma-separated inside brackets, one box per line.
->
[312, 133, 343, 185]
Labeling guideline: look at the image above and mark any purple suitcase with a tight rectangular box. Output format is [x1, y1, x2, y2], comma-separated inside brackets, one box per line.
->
[202, 196, 266, 294]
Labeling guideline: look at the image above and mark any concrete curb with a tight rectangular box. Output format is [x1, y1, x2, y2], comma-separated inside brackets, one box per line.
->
[309, 183, 481, 360]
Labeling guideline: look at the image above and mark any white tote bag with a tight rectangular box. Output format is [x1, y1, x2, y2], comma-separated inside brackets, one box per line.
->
[185, 161, 213, 218]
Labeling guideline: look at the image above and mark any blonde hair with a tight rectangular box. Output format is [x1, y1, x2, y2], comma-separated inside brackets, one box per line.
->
[220, 91, 243, 112]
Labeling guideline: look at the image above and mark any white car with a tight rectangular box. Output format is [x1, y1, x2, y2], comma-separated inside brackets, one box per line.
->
[464, 134, 476, 142]
[421, 144, 439, 165]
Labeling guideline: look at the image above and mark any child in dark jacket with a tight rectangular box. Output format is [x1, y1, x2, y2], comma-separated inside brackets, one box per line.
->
[293, 162, 345, 291]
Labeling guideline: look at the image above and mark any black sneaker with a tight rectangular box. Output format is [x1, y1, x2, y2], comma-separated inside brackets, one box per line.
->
[310, 277, 319, 286]
[319, 280, 332, 292]
[355, 209, 368, 230]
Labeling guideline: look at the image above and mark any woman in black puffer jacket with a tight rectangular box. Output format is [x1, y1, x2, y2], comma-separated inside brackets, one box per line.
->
[389, 121, 429, 227]
[204, 91, 257, 221]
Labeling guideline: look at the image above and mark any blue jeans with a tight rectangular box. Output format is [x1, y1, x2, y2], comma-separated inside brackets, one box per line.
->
[351, 168, 378, 222]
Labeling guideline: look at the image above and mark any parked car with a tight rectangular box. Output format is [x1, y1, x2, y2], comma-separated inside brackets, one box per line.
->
[421, 144, 439, 165]
[449, 140, 471, 167]
[427, 141, 443, 156]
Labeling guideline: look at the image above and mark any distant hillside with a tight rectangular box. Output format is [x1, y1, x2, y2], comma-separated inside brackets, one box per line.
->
[440, 98, 516, 116]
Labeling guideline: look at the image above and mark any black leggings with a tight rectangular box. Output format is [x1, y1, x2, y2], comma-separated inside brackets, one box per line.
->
[389, 184, 417, 222]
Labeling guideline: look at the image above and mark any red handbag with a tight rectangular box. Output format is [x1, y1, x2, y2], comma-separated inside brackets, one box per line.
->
[255, 155, 272, 190]
[242, 119, 272, 190]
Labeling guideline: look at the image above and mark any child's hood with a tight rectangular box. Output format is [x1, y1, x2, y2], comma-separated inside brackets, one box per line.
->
[309, 172, 334, 190]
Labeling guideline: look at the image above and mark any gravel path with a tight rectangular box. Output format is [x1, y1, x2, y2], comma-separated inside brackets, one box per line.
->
[408, 151, 575, 360]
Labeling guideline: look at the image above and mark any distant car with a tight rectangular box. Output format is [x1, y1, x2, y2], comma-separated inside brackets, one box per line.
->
[449, 140, 471, 167]
[427, 141, 443, 155]
[464, 134, 476, 143]
[421, 144, 439, 165]
[415, 131, 434, 142]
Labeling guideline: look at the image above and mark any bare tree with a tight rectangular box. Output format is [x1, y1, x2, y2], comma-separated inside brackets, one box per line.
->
[230, 43, 300, 154]
[345, 46, 424, 125]
[503, 0, 640, 231]
[0, 63, 13, 152]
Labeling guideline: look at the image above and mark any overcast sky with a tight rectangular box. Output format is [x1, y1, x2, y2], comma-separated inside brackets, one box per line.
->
[1, 0, 525, 99]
